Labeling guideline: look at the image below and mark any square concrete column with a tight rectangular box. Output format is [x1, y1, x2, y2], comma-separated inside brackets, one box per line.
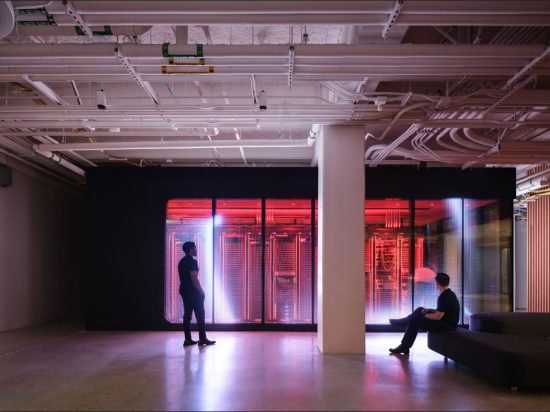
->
[317, 124, 365, 354]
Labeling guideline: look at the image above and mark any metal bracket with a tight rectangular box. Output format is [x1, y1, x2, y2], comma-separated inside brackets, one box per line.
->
[161, 66, 214, 74]
[64, 1, 93, 37]
[288, 46, 295, 88]
[162, 43, 203, 58]
[114, 47, 160, 105]
[382, 0, 404, 39]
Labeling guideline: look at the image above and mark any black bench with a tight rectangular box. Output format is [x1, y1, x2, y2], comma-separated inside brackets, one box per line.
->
[427, 312, 550, 390]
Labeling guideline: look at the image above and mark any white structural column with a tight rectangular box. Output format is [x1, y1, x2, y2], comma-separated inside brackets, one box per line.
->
[317, 124, 365, 354]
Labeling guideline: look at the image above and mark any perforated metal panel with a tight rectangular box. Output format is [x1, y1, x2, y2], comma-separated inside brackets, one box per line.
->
[265, 199, 313, 324]
[165, 199, 213, 324]
[365, 200, 412, 324]
[214, 199, 262, 323]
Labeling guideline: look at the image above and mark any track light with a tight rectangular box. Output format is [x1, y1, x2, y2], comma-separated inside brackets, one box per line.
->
[22, 75, 66, 105]
[257, 90, 267, 111]
[96, 89, 107, 110]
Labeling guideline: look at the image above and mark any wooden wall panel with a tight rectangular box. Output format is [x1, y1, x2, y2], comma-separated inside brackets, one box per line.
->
[527, 195, 550, 312]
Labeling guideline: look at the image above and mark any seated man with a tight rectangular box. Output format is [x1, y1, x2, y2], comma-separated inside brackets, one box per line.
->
[389, 272, 460, 354]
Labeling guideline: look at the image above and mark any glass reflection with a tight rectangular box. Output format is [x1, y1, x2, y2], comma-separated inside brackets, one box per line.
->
[165, 199, 213, 323]
[463, 199, 512, 322]
[365, 199, 412, 324]
[414, 199, 463, 320]
[214, 199, 262, 323]
[165, 197, 512, 326]
[265, 199, 313, 323]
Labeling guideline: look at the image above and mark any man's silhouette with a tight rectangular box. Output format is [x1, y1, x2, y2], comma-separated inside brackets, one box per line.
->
[178, 241, 215, 346]
[389, 272, 459, 354]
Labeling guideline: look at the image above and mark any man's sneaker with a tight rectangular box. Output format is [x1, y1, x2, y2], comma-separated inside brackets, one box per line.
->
[198, 338, 216, 346]
[389, 345, 410, 355]
[183, 339, 198, 346]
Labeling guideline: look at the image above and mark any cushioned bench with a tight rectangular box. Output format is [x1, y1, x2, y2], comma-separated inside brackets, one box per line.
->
[427, 313, 550, 390]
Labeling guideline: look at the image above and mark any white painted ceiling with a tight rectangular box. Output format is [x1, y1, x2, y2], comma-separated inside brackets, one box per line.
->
[0, 0, 549, 186]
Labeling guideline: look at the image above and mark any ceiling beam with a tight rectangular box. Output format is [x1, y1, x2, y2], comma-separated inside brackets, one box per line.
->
[36, 139, 312, 152]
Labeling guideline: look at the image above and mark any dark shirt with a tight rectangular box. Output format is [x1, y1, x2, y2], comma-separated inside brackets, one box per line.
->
[436, 288, 460, 327]
[178, 255, 199, 296]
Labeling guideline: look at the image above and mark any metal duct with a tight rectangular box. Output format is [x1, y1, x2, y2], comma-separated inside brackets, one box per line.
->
[11, 25, 152, 37]
[0, 1, 15, 40]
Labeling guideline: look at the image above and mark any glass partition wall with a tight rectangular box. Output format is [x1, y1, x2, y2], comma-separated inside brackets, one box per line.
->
[214, 199, 262, 323]
[166, 197, 512, 326]
[365, 199, 412, 323]
[165, 199, 214, 324]
[463, 199, 512, 322]
[265, 200, 313, 324]
[413, 199, 463, 322]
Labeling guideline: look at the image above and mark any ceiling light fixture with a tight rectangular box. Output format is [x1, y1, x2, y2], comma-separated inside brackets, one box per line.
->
[22, 75, 66, 105]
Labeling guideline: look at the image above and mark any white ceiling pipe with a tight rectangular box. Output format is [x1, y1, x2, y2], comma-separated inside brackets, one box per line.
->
[0, 133, 88, 176]
[56, 1, 396, 14]
[433, 112, 478, 153]
[17, 131, 96, 167]
[366, 101, 433, 145]
[0, 106, 389, 116]
[0, 106, 543, 120]
[0, 146, 83, 187]
[449, 128, 487, 151]
[0, 131, 222, 138]
[2, 66, 538, 77]
[3, 57, 532, 68]
[365, 145, 550, 165]
[0, 105, 541, 117]
[1, 73, 539, 83]
[0, 112, 374, 121]
[3, 118, 550, 130]
[12, 1, 52, 8]
[35, 149, 86, 176]
[40, 14, 388, 26]
[2, 66, 535, 78]
[10, 25, 152, 36]
[36, 139, 96, 167]
[0, 43, 544, 59]
[1, 106, 333, 115]
[0, 1, 15, 40]
[369, 123, 420, 167]
[67, 1, 550, 15]
[0, 58, 537, 68]
[36, 139, 311, 152]
[463, 128, 495, 147]
[43, 13, 550, 26]
[366, 145, 464, 164]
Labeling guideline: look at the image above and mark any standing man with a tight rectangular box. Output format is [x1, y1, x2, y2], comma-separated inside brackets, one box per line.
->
[389, 272, 459, 354]
[179, 241, 216, 346]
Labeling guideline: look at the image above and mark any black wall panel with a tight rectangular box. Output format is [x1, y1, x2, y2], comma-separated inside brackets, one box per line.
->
[86, 166, 515, 330]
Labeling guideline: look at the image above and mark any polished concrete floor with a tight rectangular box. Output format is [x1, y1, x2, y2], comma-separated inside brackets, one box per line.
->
[1, 324, 550, 411]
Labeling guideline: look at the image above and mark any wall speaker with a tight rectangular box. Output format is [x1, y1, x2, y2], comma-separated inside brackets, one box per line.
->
[0, 164, 12, 187]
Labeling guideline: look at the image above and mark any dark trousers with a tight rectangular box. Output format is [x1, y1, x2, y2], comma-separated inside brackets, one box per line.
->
[401, 307, 455, 348]
[181, 292, 206, 341]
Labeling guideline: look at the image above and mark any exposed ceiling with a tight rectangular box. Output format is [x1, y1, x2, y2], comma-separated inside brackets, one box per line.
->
[0, 0, 550, 191]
